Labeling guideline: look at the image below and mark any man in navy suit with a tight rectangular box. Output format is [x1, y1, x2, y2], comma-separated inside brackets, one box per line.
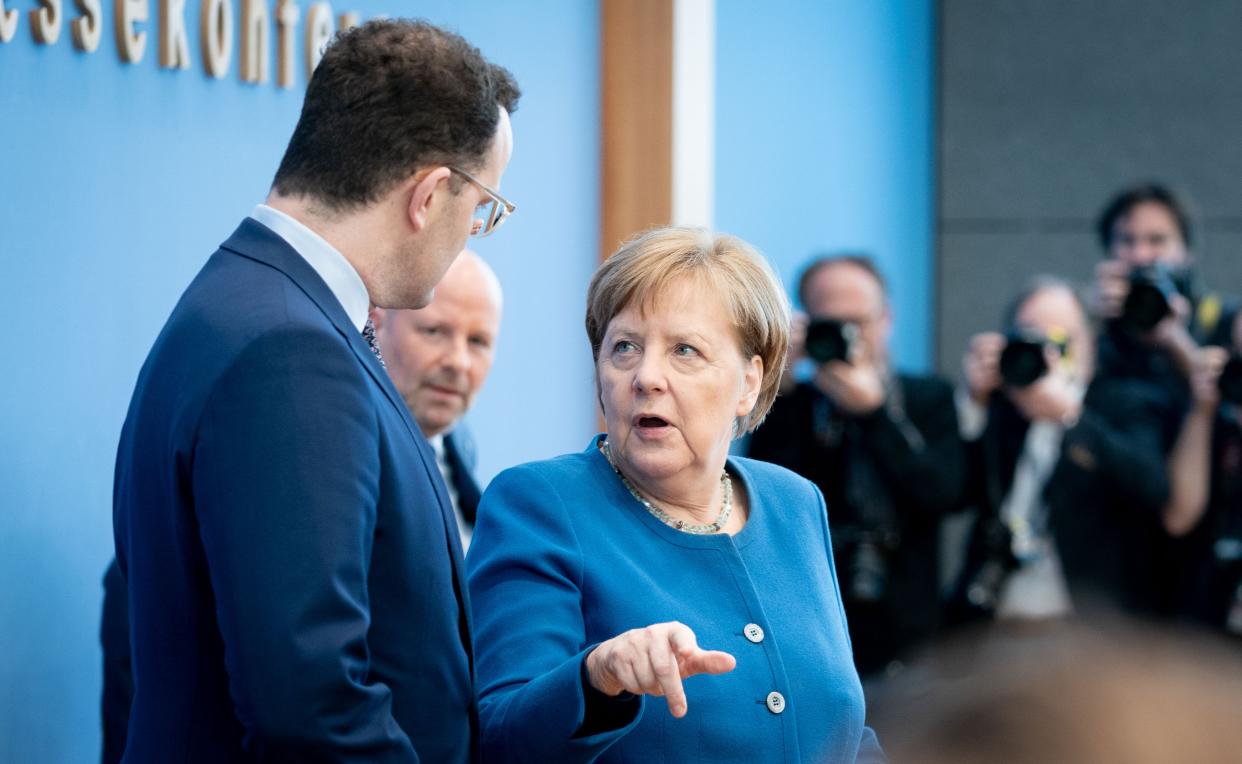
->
[372, 249, 502, 550]
[112, 19, 518, 763]
[101, 251, 502, 760]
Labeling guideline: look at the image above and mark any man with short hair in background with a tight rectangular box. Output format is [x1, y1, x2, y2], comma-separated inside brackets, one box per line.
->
[373, 249, 503, 550]
[748, 255, 966, 679]
[112, 19, 518, 763]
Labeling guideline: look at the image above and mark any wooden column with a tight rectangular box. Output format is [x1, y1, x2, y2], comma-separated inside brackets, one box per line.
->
[600, 0, 674, 261]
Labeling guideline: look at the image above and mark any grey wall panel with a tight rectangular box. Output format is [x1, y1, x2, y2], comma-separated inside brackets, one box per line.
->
[937, 230, 1098, 377]
[1196, 230, 1242, 298]
[938, 0, 1242, 373]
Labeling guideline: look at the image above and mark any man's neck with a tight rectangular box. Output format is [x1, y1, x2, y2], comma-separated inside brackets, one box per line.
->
[266, 192, 384, 296]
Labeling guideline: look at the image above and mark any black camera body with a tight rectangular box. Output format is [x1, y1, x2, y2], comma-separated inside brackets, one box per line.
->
[1219, 356, 1242, 406]
[805, 319, 858, 364]
[1120, 263, 1188, 334]
[999, 329, 1067, 388]
[833, 526, 901, 603]
[952, 516, 1019, 621]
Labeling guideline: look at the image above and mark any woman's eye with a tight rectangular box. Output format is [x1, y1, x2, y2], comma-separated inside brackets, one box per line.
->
[674, 344, 698, 357]
[613, 340, 637, 354]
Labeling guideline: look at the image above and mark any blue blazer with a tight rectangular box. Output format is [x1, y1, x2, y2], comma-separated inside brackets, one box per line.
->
[113, 219, 475, 763]
[466, 437, 884, 764]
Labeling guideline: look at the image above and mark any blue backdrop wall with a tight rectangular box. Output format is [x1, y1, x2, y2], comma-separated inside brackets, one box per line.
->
[715, 0, 935, 372]
[0, 2, 598, 760]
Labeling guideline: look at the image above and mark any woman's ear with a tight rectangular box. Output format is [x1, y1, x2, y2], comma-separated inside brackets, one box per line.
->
[736, 355, 763, 417]
[406, 167, 454, 232]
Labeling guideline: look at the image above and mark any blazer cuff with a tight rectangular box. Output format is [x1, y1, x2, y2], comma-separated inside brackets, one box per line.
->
[574, 647, 642, 739]
[495, 645, 644, 761]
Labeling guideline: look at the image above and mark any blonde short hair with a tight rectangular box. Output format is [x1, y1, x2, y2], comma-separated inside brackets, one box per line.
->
[585, 226, 790, 435]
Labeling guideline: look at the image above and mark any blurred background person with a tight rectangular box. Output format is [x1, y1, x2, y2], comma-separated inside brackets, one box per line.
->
[467, 228, 883, 763]
[1090, 183, 1235, 443]
[949, 278, 1169, 624]
[869, 619, 1242, 764]
[1161, 314, 1242, 638]
[748, 254, 965, 679]
[373, 249, 503, 550]
[100, 249, 503, 763]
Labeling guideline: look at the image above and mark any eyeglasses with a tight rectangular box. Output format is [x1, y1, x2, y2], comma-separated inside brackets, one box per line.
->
[449, 166, 516, 237]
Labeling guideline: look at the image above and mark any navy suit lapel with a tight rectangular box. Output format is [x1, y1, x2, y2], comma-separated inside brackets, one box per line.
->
[217, 219, 473, 628]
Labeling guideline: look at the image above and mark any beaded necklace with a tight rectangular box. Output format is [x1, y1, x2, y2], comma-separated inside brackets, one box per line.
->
[600, 439, 732, 534]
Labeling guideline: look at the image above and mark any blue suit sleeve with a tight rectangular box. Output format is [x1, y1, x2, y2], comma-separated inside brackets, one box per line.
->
[192, 325, 418, 762]
[467, 465, 644, 763]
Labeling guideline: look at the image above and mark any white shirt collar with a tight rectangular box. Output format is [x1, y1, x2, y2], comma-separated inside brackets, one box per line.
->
[249, 204, 370, 332]
[427, 433, 445, 455]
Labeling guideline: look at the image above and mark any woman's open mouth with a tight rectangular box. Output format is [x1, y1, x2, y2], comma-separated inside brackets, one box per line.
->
[633, 415, 673, 436]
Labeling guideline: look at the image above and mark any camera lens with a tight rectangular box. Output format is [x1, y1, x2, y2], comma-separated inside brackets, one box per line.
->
[805, 319, 854, 364]
[1120, 266, 1176, 333]
[999, 339, 1049, 387]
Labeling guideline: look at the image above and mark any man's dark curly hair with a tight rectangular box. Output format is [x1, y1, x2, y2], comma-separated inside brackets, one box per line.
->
[272, 19, 521, 211]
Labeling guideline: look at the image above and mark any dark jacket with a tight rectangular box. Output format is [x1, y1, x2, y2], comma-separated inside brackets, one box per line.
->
[952, 376, 1171, 620]
[1174, 414, 1242, 634]
[748, 374, 966, 675]
[1095, 323, 1189, 449]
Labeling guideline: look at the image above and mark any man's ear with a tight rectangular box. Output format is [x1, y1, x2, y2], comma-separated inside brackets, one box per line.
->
[406, 167, 454, 232]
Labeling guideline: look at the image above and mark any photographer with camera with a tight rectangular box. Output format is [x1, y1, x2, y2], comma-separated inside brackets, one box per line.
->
[1161, 313, 1242, 638]
[1091, 184, 1235, 442]
[749, 254, 966, 678]
[949, 278, 1170, 623]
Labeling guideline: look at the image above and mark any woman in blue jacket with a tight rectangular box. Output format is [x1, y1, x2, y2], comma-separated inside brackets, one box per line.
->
[467, 226, 884, 763]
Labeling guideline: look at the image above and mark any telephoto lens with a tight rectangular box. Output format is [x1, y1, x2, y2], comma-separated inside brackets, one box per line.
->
[804, 319, 858, 364]
[1120, 263, 1180, 333]
[1218, 356, 1242, 406]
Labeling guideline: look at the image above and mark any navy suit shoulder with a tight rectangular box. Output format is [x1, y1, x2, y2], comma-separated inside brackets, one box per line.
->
[113, 220, 473, 763]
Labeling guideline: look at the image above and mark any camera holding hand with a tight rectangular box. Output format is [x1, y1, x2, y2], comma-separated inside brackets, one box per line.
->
[803, 317, 888, 416]
[1118, 262, 1193, 334]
